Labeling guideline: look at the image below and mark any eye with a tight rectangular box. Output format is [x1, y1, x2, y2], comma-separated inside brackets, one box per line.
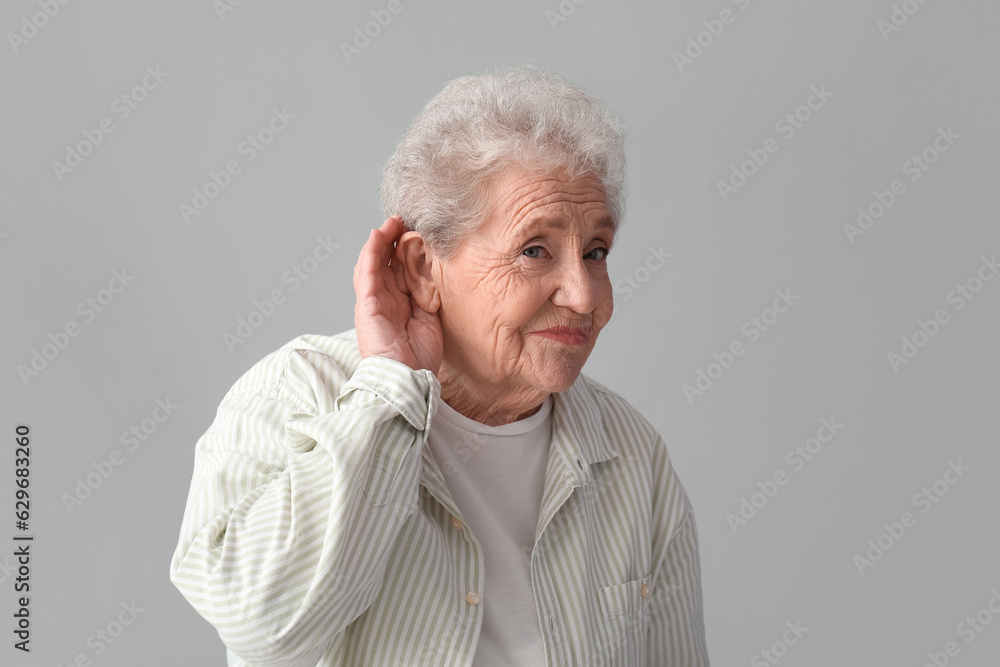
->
[522, 246, 546, 259]
[584, 247, 610, 261]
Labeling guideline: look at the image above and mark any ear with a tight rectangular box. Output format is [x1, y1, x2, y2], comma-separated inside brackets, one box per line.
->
[395, 230, 441, 313]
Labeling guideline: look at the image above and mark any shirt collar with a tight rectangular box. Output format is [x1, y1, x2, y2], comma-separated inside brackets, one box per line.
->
[420, 371, 620, 513]
[550, 373, 620, 485]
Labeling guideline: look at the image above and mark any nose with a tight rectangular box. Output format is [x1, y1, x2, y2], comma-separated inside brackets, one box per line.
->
[551, 255, 602, 315]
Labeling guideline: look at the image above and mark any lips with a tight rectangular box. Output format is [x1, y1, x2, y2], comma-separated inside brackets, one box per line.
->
[532, 326, 589, 346]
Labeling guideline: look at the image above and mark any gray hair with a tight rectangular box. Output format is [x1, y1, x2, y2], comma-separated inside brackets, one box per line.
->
[379, 67, 627, 258]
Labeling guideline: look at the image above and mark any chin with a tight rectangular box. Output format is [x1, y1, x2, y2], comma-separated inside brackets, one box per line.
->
[533, 361, 588, 394]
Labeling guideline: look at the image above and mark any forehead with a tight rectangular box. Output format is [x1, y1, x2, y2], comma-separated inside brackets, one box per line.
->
[486, 168, 614, 237]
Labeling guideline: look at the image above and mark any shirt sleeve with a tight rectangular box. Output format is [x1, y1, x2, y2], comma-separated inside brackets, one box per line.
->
[169, 351, 439, 667]
[648, 507, 711, 665]
[646, 434, 711, 666]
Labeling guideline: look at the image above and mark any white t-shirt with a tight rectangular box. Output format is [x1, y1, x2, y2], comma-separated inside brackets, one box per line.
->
[427, 397, 553, 667]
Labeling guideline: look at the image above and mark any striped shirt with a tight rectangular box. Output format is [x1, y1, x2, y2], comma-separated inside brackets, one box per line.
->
[170, 330, 710, 666]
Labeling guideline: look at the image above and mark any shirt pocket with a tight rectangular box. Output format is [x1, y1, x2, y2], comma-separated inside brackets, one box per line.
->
[597, 577, 651, 667]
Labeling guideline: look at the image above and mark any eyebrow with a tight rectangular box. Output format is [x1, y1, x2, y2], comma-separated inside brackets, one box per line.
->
[521, 217, 616, 234]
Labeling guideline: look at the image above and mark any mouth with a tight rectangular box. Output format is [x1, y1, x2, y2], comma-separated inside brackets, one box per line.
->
[531, 326, 590, 346]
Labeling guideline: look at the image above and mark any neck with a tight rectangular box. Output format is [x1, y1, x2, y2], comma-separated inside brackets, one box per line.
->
[438, 362, 548, 427]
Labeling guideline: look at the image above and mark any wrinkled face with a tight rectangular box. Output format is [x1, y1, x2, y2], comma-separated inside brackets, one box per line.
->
[434, 168, 615, 397]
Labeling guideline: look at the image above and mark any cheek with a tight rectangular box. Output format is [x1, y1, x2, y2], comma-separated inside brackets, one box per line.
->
[515, 283, 558, 329]
[486, 272, 550, 328]
[594, 275, 614, 327]
[440, 263, 496, 333]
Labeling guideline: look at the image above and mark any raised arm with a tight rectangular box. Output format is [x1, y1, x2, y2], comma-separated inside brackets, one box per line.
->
[170, 215, 444, 666]
[169, 351, 438, 666]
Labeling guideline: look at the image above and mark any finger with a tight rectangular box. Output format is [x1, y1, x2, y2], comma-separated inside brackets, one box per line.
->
[372, 216, 406, 268]
[353, 228, 382, 297]
[381, 216, 405, 255]
[382, 214, 404, 233]
[390, 247, 410, 296]
[364, 217, 404, 270]
[355, 216, 406, 298]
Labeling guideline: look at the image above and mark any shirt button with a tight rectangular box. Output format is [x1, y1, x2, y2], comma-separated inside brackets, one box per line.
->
[451, 517, 464, 531]
[640, 584, 651, 600]
[465, 591, 480, 606]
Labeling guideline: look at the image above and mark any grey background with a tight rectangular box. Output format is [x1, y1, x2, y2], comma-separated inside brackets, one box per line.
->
[3, 0, 999, 665]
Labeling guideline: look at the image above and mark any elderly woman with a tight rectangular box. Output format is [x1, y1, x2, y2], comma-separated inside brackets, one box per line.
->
[171, 68, 709, 666]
